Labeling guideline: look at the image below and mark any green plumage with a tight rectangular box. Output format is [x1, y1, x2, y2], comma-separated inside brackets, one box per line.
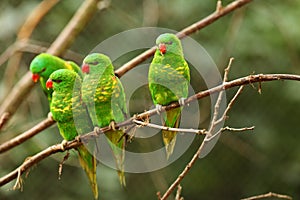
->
[148, 33, 190, 159]
[81, 53, 127, 186]
[30, 53, 82, 104]
[48, 69, 98, 199]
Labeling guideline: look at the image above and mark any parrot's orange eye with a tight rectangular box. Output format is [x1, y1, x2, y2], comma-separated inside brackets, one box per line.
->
[82, 64, 90, 74]
[159, 43, 167, 54]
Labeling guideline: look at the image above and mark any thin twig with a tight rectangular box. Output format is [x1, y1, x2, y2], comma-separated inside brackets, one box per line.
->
[214, 85, 244, 125]
[0, 0, 101, 130]
[204, 123, 254, 143]
[18, 0, 60, 40]
[0, 140, 80, 188]
[241, 192, 293, 200]
[1, 73, 300, 187]
[175, 185, 184, 200]
[221, 126, 255, 132]
[47, 0, 99, 55]
[0, 40, 84, 68]
[159, 130, 214, 200]
[58, 152, 70, 180]
[207, 57, 235, 136]
[132, 119, 206, 135]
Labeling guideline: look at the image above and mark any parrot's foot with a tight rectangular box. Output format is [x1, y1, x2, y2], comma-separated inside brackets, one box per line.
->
[94, 126, 102, 134]
[60, 140, 68, 151]
[75, 135, 81, 143]
[155, 104, 163, 114]
[109, 121, 116, 131]
[47, 112, 53, 120]
[179, 98, 188, 107]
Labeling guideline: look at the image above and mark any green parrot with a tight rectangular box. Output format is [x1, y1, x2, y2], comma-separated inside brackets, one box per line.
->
[30, 53, 82, 104]
[81, 53, 127, 186]
[46, 69, 98, 199]
[148, 33, 190, 159]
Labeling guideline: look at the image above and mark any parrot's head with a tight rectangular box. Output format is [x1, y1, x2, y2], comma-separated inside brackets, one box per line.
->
[46, 69, 81, 92]
[30, 53, 57, 83]
[155, 33, 183, 56]
[81, 53, 114, 76]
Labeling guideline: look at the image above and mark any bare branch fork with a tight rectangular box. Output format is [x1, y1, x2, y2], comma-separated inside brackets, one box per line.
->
[1, 73, 300, 188]
[0, 0, 253, 129]
[159, 58, 243, 200]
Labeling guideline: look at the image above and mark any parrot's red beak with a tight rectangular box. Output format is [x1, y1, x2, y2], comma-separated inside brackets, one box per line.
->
[82, 64, 90, 74]
[46, 79, 53, 89]
[158, 43, 167, 55]
[32, 73, 40, 83]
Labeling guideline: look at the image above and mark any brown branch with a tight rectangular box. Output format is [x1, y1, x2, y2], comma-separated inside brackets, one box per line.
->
[18, 0, 60, 40]
[2, 0, 60, 93]
[0, 40, 84, 67]
[0, 71, 36, 130]
[0, 0, 101, 130]
[241, 192, 293, 200]
[0, 140, 81, 189]
[0, 117, 55, 153]
[115, 0, 253, 77]
[47, 0, 99, 55]
[1, 73, 300, 188]
[0, 41, 47, 69]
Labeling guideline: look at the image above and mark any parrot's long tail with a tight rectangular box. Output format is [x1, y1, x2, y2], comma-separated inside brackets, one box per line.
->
[77, 145, 98, 199]
[162, 107, 181, 159]
[106, 130, 126, 186]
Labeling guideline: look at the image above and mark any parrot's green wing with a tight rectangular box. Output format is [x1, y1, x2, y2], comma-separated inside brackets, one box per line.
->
[148, 33, 190, 159]
[81, 53, 127, 186]
[48, 69, 98, 199]
[29, 53, 82, 104]
[107, 76, 127, 186]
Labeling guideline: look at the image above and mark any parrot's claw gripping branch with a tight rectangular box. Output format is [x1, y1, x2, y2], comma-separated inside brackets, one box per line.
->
[178, 98, 187, 107]
[93, 126, 102, 135]
[60, 140, 68, 151]
[155, 104, 163, 115]
[47, 112, 53, 120]
[109, 121, 117, 131]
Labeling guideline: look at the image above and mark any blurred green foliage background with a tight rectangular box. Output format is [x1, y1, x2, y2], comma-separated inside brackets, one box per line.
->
[1, 0, 300, 199]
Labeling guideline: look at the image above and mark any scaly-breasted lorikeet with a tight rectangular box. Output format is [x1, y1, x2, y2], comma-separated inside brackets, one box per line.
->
[81, 53, 127, 186]
[46, 69, 98, 199]
[148, 33, 190, 159]
[30, 53, 82, 104]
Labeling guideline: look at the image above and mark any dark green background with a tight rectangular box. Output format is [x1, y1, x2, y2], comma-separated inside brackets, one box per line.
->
[1, 0, 300, 199]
